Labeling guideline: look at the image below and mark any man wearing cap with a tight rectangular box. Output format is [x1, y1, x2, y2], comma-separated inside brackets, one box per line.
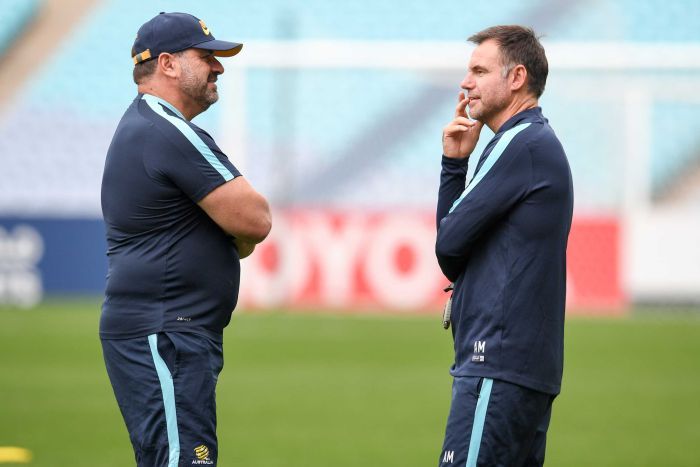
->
[100, 12, 271, 466]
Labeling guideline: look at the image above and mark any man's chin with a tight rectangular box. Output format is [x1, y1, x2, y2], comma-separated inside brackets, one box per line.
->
[200, 93, 218, 109]
[194, 97, 217, 114]
[207, 91, 219, 105]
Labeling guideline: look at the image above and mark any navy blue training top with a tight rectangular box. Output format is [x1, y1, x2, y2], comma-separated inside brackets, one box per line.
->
[100, 93, 242, 342]
[435, 107, 573, 395]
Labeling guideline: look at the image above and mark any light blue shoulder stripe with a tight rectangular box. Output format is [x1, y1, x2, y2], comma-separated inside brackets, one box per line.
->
[465, 378, 493, 467]
[148, 334, 180, 467]
[449, 122, 531, 214]
[142, 94, 234, 181]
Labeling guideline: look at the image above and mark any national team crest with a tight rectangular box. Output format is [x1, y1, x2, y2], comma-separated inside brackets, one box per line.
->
[194, 444, 210, 460]
[192, 444, 213, 464]
[199, 20, 211, 36]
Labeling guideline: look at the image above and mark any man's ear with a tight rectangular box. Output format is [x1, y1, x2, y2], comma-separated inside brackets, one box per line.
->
[510, 64, 528, 92]
[158, 53, 179, 78]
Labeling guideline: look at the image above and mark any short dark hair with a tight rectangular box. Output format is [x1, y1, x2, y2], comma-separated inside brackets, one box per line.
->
[132, 59, 157, 84]
[131, 45, 156, 84]
[130, 48, 185, 84]
[468, 25, 548, 98]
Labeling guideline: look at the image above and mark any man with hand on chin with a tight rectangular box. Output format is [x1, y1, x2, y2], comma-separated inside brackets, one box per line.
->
[435, 25, 573, 467]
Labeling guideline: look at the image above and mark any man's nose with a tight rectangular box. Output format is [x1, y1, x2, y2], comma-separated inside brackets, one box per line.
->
[211, 57, 224, 74]
[461, 73, 474, 90]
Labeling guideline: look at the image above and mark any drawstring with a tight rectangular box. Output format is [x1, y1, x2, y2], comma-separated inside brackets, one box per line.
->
[442, 283, 454, 329]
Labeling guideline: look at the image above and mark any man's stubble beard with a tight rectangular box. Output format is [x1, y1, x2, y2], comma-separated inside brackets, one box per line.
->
[179, 59, 218, 112]
[471, 77, 511, 124]
[472, 91, 508, 125]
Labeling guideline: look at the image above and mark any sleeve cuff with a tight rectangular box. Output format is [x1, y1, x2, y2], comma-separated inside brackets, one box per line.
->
[441, 155, 470, 168]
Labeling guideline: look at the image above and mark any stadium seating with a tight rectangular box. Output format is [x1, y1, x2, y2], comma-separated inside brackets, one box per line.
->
[0, 0, 40, 58]
[0, 0, 698, 214]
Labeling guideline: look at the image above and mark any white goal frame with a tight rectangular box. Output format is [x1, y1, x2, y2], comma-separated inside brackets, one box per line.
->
[220, 41, 700, 303]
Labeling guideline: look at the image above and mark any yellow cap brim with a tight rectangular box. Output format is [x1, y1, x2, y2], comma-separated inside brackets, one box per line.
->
[211, 43, 243, 58]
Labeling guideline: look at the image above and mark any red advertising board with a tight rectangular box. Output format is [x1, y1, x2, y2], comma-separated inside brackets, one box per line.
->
[238, 210, 624, 314]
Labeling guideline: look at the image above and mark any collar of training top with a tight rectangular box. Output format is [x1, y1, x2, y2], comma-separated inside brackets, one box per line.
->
[497, 107, 544, 134]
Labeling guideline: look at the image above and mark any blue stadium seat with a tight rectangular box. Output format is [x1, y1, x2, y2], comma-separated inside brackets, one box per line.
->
[0, 0, 698, 214]
[0, 0, 41, 58]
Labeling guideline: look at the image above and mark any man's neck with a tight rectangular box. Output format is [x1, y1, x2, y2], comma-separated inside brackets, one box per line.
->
[486, 95, 538, 133]
[137, 83, 200, 120]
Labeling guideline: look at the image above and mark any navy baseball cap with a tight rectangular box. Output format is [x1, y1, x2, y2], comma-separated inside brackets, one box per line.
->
[132, 12, 242, 64]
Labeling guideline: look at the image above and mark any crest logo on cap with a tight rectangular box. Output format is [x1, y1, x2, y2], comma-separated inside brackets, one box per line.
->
[199, 20, 211, 36]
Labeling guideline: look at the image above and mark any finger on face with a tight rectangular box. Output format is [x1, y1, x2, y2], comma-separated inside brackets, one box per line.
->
[453, 116, 477, 127]
[467, 118, 484, 131]
[445, 121, 475, 135]
[454, 92, 469, 118]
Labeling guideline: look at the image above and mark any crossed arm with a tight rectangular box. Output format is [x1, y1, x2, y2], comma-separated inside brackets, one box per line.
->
[198, 176, 272, 258]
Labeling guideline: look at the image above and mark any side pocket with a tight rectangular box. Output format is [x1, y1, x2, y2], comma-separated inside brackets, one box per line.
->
[475, 376, 484, 397]
[156, 332, 178, 377]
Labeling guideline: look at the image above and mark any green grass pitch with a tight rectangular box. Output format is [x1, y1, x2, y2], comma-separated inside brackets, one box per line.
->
[1, 299, 699, 466]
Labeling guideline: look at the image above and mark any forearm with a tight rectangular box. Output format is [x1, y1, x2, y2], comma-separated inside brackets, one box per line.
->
[227, 196, 272, 244]
[436, 251, 466, 283]
[199, 177, 272, 244]
[436, 155, 469, 228]
[435, 210, 478, 281]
